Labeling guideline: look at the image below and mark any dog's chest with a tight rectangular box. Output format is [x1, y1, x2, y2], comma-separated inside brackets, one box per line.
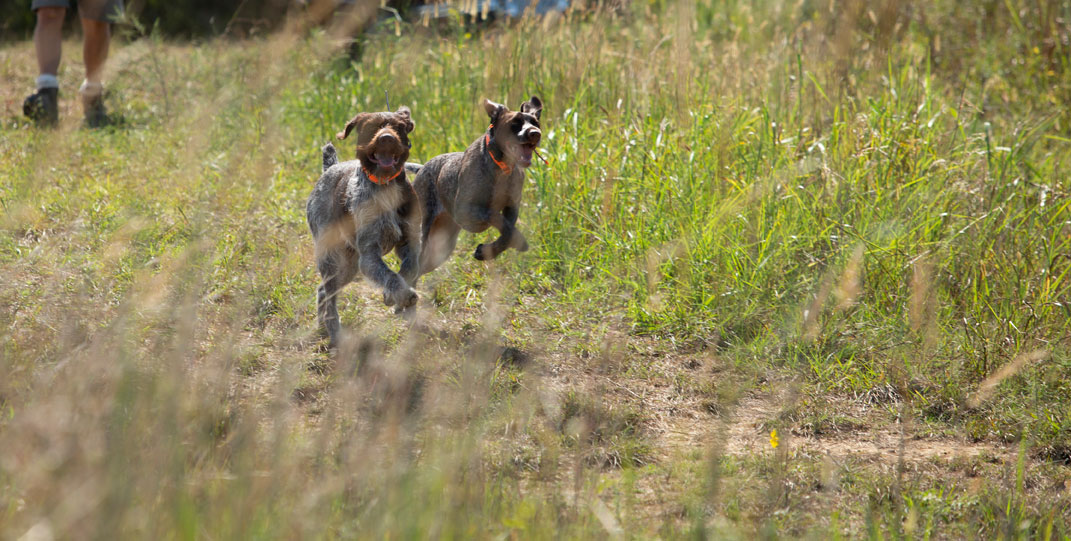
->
[345, 177, 406, 245]
[490, 171, 523, 208]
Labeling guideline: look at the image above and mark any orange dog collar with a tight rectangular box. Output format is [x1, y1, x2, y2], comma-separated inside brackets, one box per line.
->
[362, 166, 402, 185]
[485, 130, 512, 175]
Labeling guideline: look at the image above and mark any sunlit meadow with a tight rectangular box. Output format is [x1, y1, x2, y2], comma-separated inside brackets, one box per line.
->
[1, 0, 1069, 537]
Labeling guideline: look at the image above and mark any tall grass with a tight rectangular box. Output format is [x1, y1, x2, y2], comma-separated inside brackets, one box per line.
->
[1, 0, 1070, 537]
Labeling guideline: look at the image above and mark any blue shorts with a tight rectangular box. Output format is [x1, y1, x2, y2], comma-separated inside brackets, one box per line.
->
[31, 0, 123, 22]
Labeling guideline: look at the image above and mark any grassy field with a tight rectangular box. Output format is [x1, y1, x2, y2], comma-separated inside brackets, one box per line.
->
[1, 0, 1070, 537]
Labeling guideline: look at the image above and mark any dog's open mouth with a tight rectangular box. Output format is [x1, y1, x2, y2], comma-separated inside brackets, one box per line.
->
[373, 151, 398, 169]
[519, 143, 537, 167]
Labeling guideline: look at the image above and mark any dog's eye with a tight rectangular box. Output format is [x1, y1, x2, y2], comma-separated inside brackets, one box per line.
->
[510, 119, 523, 131]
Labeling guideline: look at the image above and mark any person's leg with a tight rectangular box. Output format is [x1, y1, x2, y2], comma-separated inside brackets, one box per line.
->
[24, 3, 68, 125]
[34, 6, 66, 77]
[79, 17, 109, 126]
[80, 17, 109, 85]
[77, 0, 122, 127]
[24, 3, 69, 124]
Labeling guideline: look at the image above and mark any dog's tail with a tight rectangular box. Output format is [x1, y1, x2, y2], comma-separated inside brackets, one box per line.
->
[322, 143, 338, 172]
[404, 162, 423, 176]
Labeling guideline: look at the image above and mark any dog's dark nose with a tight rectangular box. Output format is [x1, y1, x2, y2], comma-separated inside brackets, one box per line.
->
[526, 130, 541, 145]
[376, 131, 399, 145]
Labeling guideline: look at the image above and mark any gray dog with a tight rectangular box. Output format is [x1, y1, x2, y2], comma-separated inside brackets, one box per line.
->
[413, 96, 543, 277]
[306, 106, 421, 346]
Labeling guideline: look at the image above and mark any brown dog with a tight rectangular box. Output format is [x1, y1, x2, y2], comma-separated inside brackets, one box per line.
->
[306, 106, 421, 346]
[412, 96, 543, 278]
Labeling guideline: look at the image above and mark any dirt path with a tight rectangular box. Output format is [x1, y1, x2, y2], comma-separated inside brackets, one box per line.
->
[715, 393, 1009, 464]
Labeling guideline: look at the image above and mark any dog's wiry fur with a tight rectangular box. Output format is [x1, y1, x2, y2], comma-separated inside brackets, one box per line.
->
[413, 96, 543, 277]
[306, 106, 421, 347]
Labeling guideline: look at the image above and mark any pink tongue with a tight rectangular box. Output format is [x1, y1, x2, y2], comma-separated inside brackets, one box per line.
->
[376, 154, 396, 168]
[521, 148, 533, 161]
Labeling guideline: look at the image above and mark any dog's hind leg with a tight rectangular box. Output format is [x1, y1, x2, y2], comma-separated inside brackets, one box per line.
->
[415, 171, 460, 277]
[316, 254, 344, 347]
[395, 194, 423, 293]
[312, 219, 361, 346]
[420, 213, 461, 275]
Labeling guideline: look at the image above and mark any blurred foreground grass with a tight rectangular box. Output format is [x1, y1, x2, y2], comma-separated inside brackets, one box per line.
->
[1, 0, 1070, 537]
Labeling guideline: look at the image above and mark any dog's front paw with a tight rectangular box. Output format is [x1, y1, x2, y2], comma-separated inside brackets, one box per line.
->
[399, 287, 418, 309]
[474, 244, 491, 261]
[385, 286, 418, 309]
[514, 236, 529, 252]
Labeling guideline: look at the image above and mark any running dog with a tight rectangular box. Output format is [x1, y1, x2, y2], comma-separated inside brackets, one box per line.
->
[306, 106, 421, 346]
[413, 96, 543, 277]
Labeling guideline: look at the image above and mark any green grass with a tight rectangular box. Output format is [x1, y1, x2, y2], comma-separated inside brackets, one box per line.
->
[2, 0, 1071, 538]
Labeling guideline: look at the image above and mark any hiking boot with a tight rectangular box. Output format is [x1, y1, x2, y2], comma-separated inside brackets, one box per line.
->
[82, 91, 109, 129]
[23, 87, 59, 127]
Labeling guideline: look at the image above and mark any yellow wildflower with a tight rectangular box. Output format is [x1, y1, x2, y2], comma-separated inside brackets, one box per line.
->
[770, 429, 779, 449]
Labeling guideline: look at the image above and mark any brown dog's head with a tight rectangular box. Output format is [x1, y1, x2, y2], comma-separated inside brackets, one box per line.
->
[336, 106, 415, 181]
[484, 96, 542, 169]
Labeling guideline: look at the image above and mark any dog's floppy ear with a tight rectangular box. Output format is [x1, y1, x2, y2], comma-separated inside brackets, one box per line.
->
[521, 96, 542, 120]
[336, 112, 372, 141]
[483, 99, 507, 125]
[396, 105, 415, 134]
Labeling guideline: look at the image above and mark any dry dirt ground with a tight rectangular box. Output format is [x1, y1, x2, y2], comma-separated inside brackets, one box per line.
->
[289, 276, 1043, 533]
